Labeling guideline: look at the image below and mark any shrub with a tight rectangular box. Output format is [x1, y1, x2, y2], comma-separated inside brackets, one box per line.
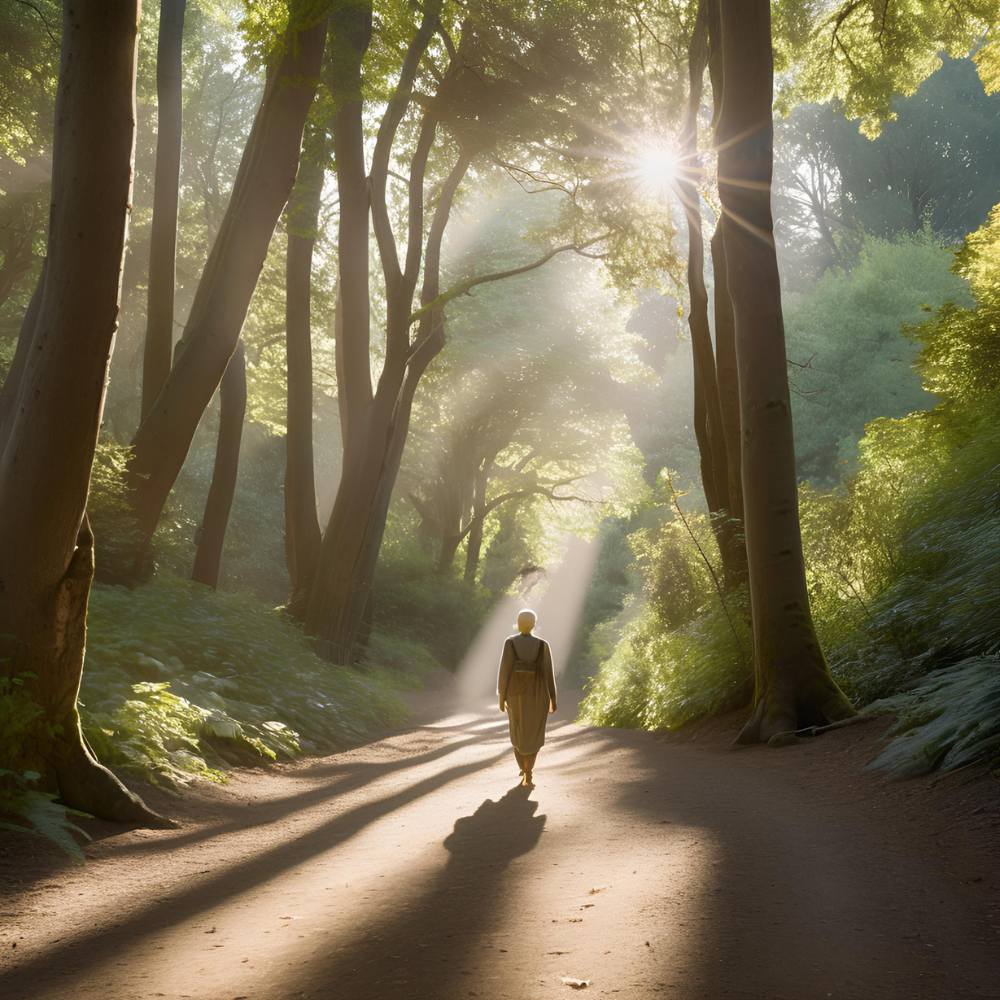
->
[79, 576, 408, 788]
[0, 675, 92, 859]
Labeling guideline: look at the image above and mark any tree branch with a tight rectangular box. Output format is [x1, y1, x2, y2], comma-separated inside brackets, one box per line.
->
[407, 232, 613, 327]
[370, 0, 442, 294]
[450, 473, 596, 545]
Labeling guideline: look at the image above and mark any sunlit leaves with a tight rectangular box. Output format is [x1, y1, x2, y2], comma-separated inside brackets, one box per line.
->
[908, 202, 1000, 407]
[776, 0, 998, 135]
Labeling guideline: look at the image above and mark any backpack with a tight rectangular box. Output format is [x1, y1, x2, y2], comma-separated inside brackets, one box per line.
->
[506, 637, 544, 698]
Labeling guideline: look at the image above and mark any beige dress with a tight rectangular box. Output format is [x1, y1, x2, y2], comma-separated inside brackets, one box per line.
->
[497, 633, 557, 755]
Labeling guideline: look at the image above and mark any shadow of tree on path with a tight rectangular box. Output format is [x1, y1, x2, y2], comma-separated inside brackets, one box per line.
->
[0, 749, 512, 998]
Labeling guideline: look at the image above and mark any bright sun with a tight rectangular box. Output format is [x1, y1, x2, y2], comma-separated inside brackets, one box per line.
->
[637, 147, 677, 192]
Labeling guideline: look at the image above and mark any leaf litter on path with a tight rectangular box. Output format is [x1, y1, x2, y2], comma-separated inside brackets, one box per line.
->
[561, 976, 591, 988]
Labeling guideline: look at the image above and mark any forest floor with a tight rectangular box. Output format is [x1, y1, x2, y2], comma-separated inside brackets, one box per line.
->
[1, 679, 999, 1000]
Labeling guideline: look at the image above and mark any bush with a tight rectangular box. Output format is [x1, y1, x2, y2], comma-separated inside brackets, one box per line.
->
[864, 657, 1000, 778]
[803, 429, 999, 705]
[578, 599, 752, 730]
[579, 494, 752, 730]
[79, 576, 409, 788]
[0, 675, 92, 859]
[373, 528, 493, 670]
[581, 208, 1000, 759]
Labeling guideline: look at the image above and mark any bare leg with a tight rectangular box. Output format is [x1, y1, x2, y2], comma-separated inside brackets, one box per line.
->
[514, 749, 525, 774]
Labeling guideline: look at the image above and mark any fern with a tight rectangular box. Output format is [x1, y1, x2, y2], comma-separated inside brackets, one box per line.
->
[0, 769, 92, 861]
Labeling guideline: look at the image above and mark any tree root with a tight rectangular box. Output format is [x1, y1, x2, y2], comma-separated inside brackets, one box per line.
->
[54, 730, 177, 829]
[764, 715, 872, 748]
[734, 666, 857, 746]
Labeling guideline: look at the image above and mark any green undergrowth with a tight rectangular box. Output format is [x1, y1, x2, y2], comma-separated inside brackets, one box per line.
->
[804, 429, 999, 704]
[0, 675, 92, 860]
[580, 207, 1000, 760]
[79, 576, 414, 790]
[360, 632, 443, 690]
[863, 657, 1000, 777]
[578, 599, 752, 730]
[373, 537, 494, 670]
[579, 499, 753, 730]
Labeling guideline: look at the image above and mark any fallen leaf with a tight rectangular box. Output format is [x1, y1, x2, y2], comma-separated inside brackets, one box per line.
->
[561, 977, 590, 989]
[588, 886, 608, 894]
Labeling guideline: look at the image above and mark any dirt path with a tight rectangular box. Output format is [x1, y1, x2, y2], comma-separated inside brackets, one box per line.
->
[2, 690, 999, 1000]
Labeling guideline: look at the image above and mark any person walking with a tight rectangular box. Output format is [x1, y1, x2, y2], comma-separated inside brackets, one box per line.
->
[497, 609, 557, 786]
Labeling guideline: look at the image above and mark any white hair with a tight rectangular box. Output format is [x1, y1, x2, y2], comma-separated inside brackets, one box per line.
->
[516, 609, 537, 633]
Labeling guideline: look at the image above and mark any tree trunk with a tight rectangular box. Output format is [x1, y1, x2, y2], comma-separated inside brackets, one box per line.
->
[464, 518, 484, 584]
[305, 2, 462, 663]
[438, 532, 463, 574]
[716, 0, 855, 743]
[0, 0, 169, 827]
[192, 339, 246, 589]
[0, 257, 47, 455]
[706, 0, 747, 588]
[284, 149, 324, 608]
[710, 226, 743, 524]
[678, 0, 747, 588]
[127, 10, 327, 569]
[140, 0, 186, 423]
[463, 456, 493, 584]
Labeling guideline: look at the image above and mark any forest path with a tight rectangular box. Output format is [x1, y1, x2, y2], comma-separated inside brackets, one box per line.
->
[2, 688, 999, 1000]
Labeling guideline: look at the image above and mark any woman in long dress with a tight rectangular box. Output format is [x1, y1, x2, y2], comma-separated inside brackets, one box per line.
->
[497, 609, 557, 787]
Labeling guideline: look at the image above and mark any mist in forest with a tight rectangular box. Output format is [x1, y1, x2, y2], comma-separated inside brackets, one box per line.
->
[0, 4, 998, 998]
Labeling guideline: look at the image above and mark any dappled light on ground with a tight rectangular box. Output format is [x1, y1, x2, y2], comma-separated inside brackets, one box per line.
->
[4, 691, 997, 999]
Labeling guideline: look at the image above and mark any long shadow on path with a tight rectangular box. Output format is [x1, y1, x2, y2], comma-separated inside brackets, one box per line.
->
[0, 748, 510, 999]
[291, 784, 546, 1000]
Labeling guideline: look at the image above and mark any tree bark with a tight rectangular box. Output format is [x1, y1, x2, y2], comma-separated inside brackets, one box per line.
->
[709, 227, 741, 517]
[140, 0, 186, 423]
[0, 257, 47, 456]
[679, 0, 746, 588]
[284, 149, 324, 607]
[127, 9, 327, 569]
[706, 0, 747, 587]
[0, 0, 169, 826]
[716, 0, 855, 743]
[464, 454, 494, 584]
[304, 2, 459, 663]
[678, 2, 724, 517]
[191, 339, 246, 589]
[438, 531, 463, 574]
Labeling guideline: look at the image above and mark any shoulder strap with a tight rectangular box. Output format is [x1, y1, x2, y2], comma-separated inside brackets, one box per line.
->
[534, 638, 545, 664]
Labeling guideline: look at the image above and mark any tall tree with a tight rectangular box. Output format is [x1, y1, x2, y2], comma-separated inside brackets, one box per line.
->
[0, 0, 166, 824]
[126, 5, 328, 569]
[716, 0, 855, 743]
[140, 0, 186, 422]
[675, 0, 745, 588]
[284, 134, 325, 607]
[303, 0, 451, 660]
[191, 339, 246, 589]
[302, 3, 610, 658]
[705, 0, 744, 572]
